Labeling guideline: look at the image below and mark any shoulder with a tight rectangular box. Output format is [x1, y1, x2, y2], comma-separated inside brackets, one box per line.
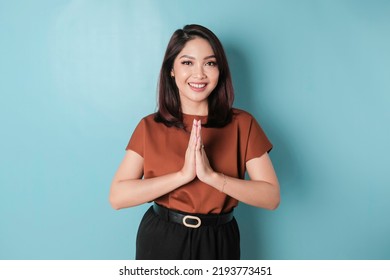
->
[230, 108, 267, 133]
[130, 113, 158, 133]
[139, 113, 157, 122]
[136, 113, 158, 127]
[231, 108, 256, 123]
[136, 113, 171, 132]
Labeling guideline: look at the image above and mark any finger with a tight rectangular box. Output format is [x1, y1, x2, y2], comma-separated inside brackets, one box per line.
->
[196, 132, 202, 152]
[188, 119, 197, 149]
[196, 120, 202, 148]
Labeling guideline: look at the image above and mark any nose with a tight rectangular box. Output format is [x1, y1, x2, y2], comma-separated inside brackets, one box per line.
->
[193, 64, 206, 79]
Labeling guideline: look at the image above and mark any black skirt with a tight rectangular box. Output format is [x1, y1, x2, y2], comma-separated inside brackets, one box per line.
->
[135, 204, 240, 260]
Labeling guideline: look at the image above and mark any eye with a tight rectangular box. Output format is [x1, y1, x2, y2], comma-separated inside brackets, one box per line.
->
[181, 61, 192, 65]
[206, 61, 217, 67]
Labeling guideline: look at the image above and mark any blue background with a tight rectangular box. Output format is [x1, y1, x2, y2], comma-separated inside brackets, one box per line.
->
[1, 0, 389, 260]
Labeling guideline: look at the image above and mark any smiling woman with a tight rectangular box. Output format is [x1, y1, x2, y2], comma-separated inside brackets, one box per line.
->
[109, 24, 280, 260]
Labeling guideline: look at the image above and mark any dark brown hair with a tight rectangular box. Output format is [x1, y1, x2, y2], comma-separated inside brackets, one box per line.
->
[154, 24, 234, 128]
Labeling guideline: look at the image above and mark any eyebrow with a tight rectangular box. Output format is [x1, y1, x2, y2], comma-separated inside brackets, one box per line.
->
[179, 55, 216, 60]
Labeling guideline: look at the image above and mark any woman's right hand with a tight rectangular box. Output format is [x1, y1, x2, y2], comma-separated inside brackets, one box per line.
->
[179, 119, 198, 183]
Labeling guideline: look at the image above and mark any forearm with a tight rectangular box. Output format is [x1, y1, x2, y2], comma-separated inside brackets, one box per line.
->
[204, 172, 280, 210]
[109, 171, 190, 210]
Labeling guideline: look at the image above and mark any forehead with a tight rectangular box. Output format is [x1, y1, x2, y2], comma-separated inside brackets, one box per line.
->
[178, 37, 215, 57]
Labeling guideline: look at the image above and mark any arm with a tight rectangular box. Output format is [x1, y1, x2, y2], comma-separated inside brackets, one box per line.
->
[109, 119, 199, 210]
[200, 153, 280, 210]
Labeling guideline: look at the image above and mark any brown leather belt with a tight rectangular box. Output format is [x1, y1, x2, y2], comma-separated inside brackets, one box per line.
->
[152, 203, 234, 228]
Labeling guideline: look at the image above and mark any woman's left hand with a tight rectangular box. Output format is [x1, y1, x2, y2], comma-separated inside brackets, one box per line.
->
[194, 120, 215, 182]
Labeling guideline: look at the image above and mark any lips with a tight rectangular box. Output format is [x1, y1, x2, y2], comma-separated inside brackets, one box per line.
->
[188, 82, 207, 91]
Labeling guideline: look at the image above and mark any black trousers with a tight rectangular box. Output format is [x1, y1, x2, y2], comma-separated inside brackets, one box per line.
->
[136, 205, 240, 260]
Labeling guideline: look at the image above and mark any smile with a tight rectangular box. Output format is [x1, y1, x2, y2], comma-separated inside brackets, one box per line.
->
[188, 83, 206, 89]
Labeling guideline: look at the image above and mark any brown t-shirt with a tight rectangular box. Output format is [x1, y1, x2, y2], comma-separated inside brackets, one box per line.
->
[126, 108, 272, 214]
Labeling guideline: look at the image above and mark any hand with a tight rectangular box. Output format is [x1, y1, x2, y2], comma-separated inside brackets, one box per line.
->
[179, 119, 198, 183]
[195, 120, 215, 182]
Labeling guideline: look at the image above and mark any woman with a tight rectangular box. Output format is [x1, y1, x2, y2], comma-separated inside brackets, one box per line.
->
[109, 24, 280, 260]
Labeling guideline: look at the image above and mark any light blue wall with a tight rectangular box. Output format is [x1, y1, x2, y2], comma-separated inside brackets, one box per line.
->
[1, 0, 389, 260]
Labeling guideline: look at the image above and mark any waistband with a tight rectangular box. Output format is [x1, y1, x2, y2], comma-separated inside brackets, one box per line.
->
[152, 203, 234, 229]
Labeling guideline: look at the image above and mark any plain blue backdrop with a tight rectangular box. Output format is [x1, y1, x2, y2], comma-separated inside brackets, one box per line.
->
[1, 0, 389, 259]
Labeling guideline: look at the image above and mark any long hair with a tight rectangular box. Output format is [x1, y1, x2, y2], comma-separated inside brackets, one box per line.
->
[154, 24, 234, 128]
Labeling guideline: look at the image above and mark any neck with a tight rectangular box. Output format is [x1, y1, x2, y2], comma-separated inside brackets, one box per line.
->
[181, 102, 208, 116]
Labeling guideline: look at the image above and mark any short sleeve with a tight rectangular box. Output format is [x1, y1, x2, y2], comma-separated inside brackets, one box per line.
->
[245, 117, 273, 162]
[125, 119, 145, 157]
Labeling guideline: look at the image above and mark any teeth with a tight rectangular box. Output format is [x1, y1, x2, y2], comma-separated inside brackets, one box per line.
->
[189, 83, 206, 88]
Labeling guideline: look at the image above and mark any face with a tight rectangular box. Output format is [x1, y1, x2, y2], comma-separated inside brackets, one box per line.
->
[171, 37, 219, 114]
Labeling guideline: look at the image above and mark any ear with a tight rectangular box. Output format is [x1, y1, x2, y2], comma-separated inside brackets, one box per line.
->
[171, 69, 175, 77]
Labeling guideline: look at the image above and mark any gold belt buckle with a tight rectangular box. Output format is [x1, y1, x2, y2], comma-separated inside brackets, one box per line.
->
[183, 215, 201, 228]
